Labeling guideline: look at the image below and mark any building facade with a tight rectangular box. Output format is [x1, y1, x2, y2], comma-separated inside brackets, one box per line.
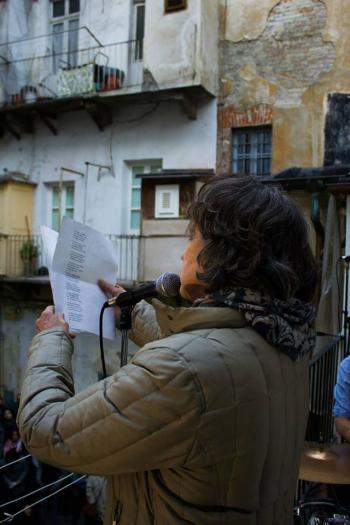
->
[0, 0, 219, 399]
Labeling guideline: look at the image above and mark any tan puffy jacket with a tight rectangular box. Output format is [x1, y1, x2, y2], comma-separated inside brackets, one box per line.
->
[18, 300, 309, 525]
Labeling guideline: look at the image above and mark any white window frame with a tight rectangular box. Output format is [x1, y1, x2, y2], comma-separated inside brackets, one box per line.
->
[132, 0, 146, 62]
[155, 184, 179, 219]
[49, 183, 75, 231]
[51, 0, 80, 72]
[129, 162, 162, 234]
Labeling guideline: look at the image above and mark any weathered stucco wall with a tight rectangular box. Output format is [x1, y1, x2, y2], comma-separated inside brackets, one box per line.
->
[144, 0, 219, 94]
[219, 0, 350, 174]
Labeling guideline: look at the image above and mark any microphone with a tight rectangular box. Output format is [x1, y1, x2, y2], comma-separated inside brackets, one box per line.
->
[104, 272, 181, 308]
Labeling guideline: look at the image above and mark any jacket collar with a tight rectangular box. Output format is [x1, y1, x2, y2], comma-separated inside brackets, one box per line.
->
[151, 299, 246, 337]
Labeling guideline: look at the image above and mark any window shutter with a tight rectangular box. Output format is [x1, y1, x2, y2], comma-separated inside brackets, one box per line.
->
[155, 185, 179, 218]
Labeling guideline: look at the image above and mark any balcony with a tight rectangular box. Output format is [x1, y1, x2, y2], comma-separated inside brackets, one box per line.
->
[0, 233, 140, 284]
[0, 27, 145, 134]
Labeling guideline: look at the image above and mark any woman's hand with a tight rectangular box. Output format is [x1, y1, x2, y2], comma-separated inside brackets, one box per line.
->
[98, 279, 126, 323]
[35, 306, 71, 335]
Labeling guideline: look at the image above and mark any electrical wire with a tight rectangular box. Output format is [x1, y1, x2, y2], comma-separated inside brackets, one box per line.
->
[0, 474, 87, 524]
[0, 472, 74, 509]
[0, 455, 31, 472]
[114, 102, 160, 124]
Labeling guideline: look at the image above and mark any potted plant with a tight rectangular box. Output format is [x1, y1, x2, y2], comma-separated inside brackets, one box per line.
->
[19, 240, 40, 275]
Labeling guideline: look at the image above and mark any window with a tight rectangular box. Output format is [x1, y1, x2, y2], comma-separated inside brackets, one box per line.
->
[52, 0, 80, 72]
[130, 166, 143, 232]
[51, 184, 75, 231]
[164, 0, 187, 13]
[155, 185, 179, 218]
[232, 126, 272, 177]
[133, 1, 145, 61]
[129, 163, 162, 232]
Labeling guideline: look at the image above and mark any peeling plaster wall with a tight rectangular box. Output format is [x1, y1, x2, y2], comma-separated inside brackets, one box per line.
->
[219, 0, 350, 174]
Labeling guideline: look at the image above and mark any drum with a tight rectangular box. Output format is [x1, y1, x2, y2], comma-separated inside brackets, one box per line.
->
[295, 499, 350, 524]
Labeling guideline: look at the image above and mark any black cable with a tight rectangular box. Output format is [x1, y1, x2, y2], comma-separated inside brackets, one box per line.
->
[114, 102, 160, 124]
[99, 304, 108, 379]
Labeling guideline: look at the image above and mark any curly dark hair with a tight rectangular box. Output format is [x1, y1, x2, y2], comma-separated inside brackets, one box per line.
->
[188, 176, 318, 302]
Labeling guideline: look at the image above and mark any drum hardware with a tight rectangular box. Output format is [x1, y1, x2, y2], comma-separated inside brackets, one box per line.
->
[296, 442, 350, 524]
[294, 499, 350, 524]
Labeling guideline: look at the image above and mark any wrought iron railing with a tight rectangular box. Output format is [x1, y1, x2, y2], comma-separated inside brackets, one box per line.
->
[295, 335, 345, 520]
[0, 27, 144, 108]
[306, 334, 344, 443]
[0, 233, 140, 283]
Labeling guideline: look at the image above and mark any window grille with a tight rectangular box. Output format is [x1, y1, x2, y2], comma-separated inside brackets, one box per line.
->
[232, 126, 272, 177]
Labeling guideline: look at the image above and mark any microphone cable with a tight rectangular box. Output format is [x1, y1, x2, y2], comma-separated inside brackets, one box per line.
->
[98, 273, 180, 379]
[99, 303, 108, 379]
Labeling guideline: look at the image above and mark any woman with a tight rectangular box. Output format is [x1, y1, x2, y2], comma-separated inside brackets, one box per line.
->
[18, 176, 317, 525]
[3, 428, 23, 457]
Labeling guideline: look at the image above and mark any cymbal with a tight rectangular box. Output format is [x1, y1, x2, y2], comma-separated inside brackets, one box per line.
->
[299, 441, 350, 484]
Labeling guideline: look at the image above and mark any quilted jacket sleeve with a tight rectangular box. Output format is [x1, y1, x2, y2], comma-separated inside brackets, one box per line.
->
[17, 328, 202, 476]
[128, 300, 163, 347]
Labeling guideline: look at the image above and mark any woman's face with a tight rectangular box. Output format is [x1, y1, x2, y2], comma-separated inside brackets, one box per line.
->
[4, 409, 12, 420]
[180, 228, 207, 302]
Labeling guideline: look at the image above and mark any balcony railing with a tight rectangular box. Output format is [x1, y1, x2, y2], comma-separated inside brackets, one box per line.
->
[306, 333, 344, 443]
[0, 234, 140, 283]
[0, 27, 144, 109]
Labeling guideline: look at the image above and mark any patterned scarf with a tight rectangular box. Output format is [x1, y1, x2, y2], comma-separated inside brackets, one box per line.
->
[196, 288, 316, 361]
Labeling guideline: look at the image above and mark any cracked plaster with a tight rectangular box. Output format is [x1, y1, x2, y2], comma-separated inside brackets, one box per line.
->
[222, 0, 336, 108]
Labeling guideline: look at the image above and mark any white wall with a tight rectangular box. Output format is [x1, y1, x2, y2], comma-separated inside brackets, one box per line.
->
[0, 99, 217, 235]
[144, 0, 219, 94]
[0, 0, 219, 102]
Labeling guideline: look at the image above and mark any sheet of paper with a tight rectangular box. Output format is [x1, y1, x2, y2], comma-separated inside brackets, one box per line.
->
[46, 218, 118, 339]
[40, 225, 59, 272]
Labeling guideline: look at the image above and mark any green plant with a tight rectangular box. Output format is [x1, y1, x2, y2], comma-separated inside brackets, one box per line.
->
[19, 240, 40, 260]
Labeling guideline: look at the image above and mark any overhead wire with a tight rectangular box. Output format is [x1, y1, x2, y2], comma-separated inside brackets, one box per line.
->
[0, 454, 31, 471]
[0, 474, 87, 524]
[0, 472, 75, 509]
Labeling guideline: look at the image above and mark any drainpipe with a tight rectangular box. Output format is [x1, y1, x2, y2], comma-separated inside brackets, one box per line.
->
[311, 191, 325, 302]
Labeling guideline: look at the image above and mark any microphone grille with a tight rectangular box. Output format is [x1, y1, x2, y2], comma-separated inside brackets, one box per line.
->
[155, 272, 181, 298]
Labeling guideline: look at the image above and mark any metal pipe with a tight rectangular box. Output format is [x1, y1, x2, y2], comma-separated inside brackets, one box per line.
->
[0, 39, 139, 65]
[0, 25, 102, 48]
